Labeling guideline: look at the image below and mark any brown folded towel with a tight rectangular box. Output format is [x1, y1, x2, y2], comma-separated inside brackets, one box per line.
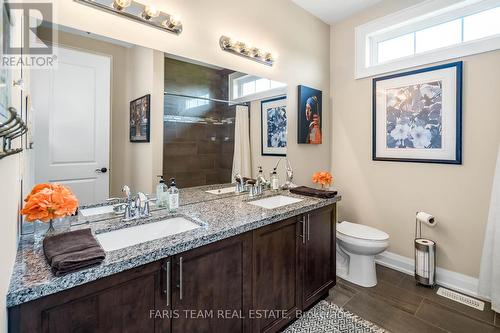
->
[290, 186, 338, 199]
[43, 228, 105, 276]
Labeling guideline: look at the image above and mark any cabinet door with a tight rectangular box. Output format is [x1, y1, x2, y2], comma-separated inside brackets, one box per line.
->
[302, 204, 336, 309]
[252, 216, 302, 333]
[9, 260, 170, 333]
[171, 233, 252, 333]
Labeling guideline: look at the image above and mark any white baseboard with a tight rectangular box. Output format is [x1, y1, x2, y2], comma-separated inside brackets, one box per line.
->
[375, 251, 489, 301]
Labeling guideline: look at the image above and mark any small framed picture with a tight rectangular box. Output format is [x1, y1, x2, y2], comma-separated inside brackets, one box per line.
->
[298, 85, 322, 144]
[373, 62, 462, 164]
[261, 96, 287, 156]
[130, 94, 150, 143]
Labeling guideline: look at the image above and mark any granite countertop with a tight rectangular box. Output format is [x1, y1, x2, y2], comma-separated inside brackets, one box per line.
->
[7, 188, 341, 307]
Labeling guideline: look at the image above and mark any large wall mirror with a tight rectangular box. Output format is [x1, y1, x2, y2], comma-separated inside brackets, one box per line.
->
[21, 23, 289, 233]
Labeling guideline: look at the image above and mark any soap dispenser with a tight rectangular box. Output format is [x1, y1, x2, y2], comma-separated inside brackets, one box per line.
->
[270, 167, 280, 191]
[167, 178, 179, 212]
[156, 175, 168, 208]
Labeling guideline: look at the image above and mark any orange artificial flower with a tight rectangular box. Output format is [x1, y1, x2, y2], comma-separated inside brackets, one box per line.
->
[312, 171, 333, 187]
[20, 184, 78, 222]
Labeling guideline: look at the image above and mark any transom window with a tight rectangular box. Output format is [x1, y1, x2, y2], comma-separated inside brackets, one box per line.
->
[356, 0, 500, 78]
[230, 74, 286, 101]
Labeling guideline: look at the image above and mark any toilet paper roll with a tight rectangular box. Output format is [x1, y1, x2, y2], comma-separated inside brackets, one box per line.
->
[416, 211, 436, 227]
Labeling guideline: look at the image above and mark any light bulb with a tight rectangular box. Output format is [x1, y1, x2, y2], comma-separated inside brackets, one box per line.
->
[235, 42, 248, 54]
[163, 15, 181, 29]
[250, 47, 262, 58]
[142, 5, 160, 20]
[220, 36, 233, 49]
[264, 52, 274, 62]
[113, 0, 132, 10]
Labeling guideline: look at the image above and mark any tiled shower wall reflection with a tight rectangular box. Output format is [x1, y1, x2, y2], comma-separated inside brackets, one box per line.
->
[163, 58, 236, 187]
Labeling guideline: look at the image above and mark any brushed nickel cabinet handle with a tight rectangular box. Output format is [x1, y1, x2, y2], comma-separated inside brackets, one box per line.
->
[298, 216, 306, 244]
[307, 214, 311, 241]
[163, 261, 171, 306]
[179, 257, 183, 300]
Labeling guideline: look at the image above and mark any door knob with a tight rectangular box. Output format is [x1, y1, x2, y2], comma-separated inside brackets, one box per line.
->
[95, 167, 108, 174]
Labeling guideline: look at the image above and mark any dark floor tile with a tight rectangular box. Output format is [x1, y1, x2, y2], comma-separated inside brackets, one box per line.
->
[336, 278, 365, 294]
[416, 299, 500, 333]
[344, 292, 446, 333]
[376, 264, 406, 285]
[326, 284, 356, 307]
[398, 276, 496, 325]
[365, 280, 423, 314]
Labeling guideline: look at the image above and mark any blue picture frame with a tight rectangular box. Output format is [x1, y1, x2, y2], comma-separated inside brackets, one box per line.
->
[261, 96, 287, 156]
[372, 62, 462, 164]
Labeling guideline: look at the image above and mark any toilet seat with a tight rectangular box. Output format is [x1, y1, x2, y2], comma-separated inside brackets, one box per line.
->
[337, 221, 389, 241]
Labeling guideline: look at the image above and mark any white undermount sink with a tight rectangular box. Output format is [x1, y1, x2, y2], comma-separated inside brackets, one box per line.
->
[248, 195, 303, 209]
[80, 205, 115, 217]
[96, 217, 201, 251]
[205, 187, 235, 195]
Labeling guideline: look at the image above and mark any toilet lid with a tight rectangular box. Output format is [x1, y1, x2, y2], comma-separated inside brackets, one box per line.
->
[337, 221, 389, 241]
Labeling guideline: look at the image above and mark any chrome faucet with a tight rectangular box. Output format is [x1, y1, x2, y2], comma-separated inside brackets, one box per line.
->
[234, 174, 247, 193]
[119, 185, 153, 222]
[245, 179, 259, 198]
[281, 158, 297, 190]
[255, 166, 269, 195]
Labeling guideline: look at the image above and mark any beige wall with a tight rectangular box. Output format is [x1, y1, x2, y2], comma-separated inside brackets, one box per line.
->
[52, 0, 331, 188]
[126, 46, 164, 194]
[331, 0, 500, 277]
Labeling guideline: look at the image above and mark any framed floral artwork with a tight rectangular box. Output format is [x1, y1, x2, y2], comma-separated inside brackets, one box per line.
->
[373, 62, 462, 164]
[261, 96, 287, 156]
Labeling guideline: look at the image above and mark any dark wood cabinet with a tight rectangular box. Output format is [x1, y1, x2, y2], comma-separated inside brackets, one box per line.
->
[252, 215, 302, 333]
[9, 260, 170, 333]
[302, 205, 336, 309]
[171, 232, 252, 333]
[9, 204, 336, 333]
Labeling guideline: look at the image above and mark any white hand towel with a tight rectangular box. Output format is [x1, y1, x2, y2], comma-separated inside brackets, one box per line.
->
[479, 144, 500, 313]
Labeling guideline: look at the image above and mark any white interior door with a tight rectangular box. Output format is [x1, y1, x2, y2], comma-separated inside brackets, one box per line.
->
[31, 46, 111, 205]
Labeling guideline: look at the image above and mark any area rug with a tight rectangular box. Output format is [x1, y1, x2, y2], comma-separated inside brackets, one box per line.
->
[282, 301, 389, 333]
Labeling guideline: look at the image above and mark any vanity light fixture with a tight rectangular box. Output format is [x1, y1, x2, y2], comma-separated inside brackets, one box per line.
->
[219, 35, 275, 66]
[74, 0, 183, 34]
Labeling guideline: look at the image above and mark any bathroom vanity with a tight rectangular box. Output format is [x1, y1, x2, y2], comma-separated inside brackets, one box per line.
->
[7, 189, 339, 333]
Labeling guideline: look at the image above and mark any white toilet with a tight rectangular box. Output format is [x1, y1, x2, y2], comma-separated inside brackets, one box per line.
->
[336, 221, 389, 287]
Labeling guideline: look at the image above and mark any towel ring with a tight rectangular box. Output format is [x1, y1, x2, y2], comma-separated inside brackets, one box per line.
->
[0, 107, 17, 131]
[0, 119, 24, 137]
[5, 123, 27, 140]
[0, 148, 23, 159]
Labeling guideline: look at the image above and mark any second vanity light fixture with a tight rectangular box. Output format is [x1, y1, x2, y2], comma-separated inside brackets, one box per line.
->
[219, 36, 275, 66]
[74, 0, 182, 34]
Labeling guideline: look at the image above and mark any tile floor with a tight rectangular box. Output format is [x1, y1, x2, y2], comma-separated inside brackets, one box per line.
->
[326, 265, 500, 333]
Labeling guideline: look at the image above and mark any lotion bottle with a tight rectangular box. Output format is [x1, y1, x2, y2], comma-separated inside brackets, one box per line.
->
[270, 168, 280, 191]
[156, 176, 168, 208]
[167, 178, 179, 212]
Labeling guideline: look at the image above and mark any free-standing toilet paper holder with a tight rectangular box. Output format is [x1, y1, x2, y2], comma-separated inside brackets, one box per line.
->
[414, 211, 436, 287]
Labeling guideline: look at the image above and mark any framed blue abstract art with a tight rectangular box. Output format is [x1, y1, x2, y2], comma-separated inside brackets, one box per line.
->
[261, 96, 287, 156]
[373, 62, 462, 164]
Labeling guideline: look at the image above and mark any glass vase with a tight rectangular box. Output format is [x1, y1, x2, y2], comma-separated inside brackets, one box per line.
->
[45, 219, 56, 237]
